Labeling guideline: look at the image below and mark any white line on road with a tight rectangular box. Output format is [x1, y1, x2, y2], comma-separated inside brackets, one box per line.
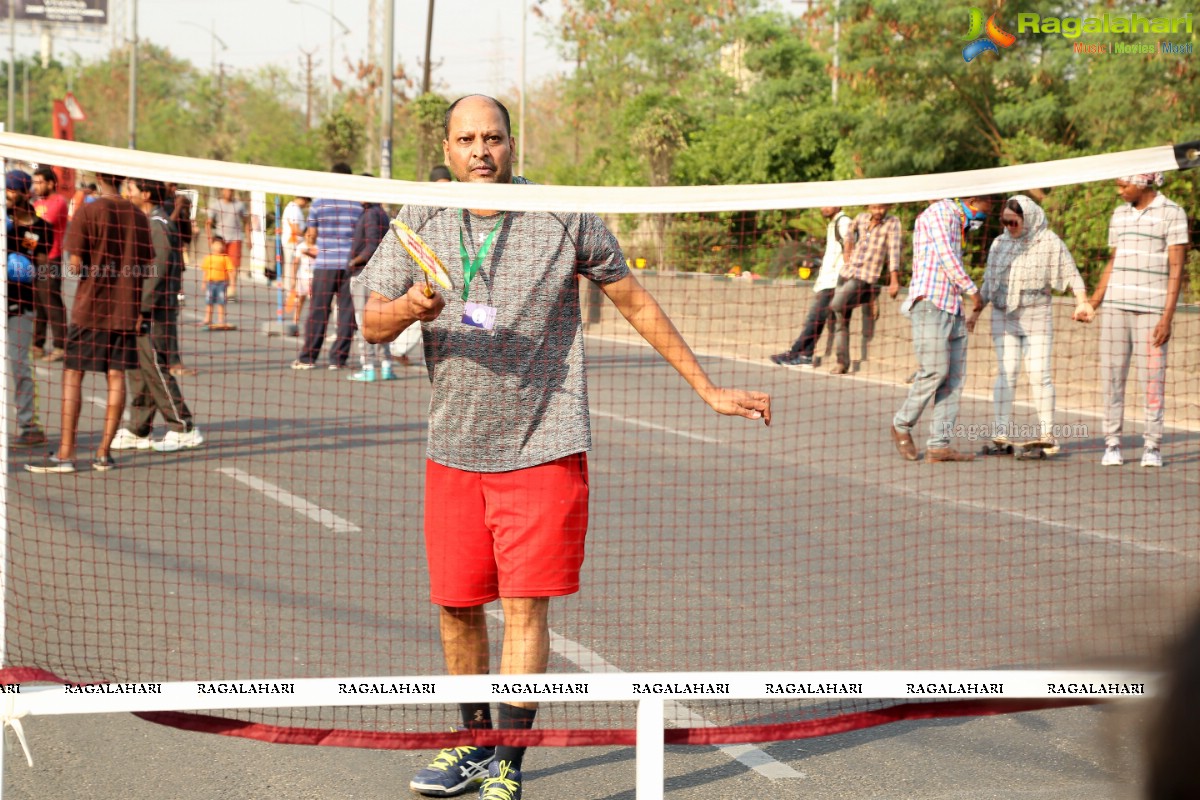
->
[218, 467, 361, 533]
[487, 610, 805, 781]
[590, 408, 721, 444]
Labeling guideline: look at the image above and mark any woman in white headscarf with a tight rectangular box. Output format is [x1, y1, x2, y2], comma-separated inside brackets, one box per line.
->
[967, 195, 1093, 454]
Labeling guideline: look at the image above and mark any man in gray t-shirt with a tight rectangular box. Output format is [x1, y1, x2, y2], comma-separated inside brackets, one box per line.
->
[1081, 173, 1188, 468]
[205, 188, 250, 300]
[356, 94, 771, 799]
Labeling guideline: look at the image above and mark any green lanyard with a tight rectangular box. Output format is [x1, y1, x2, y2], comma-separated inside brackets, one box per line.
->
[458, 213, 505, 302]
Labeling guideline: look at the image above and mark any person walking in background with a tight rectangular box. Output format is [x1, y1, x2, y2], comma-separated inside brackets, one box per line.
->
[30, 166, 69, 363]
[200, 236, 233, 329]
[291, 226, 318, 327]
[26, 172, 154, 474]
[161, 183, 194, 375]
[111, 177, 203, 454]
[347, 188, 395, 382]
[205, 187, 249, 301]
[891, 195, 994, 463]
[291, 163, 362, 371]
[770, 206, 851, 368]
[1080, 173, 1188, 468]
[6, 169, 49, 449]
[165, 182, 195, 269]
[968, 195, 1092, 455]
[828, 203, 902, 374]
[281, 195, 309, 293]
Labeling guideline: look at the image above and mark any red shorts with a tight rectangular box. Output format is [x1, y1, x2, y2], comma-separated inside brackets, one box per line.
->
[225, 240, 243, 269]
[424, 453, 589, 607]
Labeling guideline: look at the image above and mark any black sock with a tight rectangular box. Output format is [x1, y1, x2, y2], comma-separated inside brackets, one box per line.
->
[460, 702, 493, 731]
[494, 703, 537, 771]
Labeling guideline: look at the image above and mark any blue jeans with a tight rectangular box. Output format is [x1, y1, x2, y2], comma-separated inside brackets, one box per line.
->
[893, 300, 968, 449]
[787, 288, 834, 357]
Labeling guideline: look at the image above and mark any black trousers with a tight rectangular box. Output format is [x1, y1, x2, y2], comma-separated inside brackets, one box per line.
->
[128, 333, 193, 436]
[33, 261, 68, 351]
[298, 269, 356, 366]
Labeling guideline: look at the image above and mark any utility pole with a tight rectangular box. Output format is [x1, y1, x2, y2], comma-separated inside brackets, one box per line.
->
[518, 1, 526, 176]
[380, 0, 394, 178]
[128, 0, 138, 148]
[7, 0, 14, 134]
[300, 48, 317, 130]
[421, 0, 434, 94]
[831, 0, 840, 105]
[22, 60, 28, 132]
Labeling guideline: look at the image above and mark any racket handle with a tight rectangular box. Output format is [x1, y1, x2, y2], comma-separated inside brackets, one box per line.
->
[422, 282, 435, 298]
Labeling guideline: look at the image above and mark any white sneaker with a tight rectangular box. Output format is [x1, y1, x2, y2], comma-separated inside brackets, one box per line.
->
[152, 427, 205, 453]
[1141, 447, 1163, 468]
[111, 428, 152, 450]
[1101, 446, 1123, 467]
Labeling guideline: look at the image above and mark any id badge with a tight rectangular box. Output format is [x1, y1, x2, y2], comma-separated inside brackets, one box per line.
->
[462, 301, 497, 330]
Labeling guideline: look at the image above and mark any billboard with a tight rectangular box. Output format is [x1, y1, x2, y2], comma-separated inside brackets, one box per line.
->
[0, 0, 108, 25]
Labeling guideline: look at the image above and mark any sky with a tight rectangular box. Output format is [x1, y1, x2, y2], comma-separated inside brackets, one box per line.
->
[11, 0, 575, 99]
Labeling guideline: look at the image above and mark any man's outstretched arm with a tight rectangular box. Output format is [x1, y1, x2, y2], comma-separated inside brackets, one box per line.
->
[598, 273, 771, 425]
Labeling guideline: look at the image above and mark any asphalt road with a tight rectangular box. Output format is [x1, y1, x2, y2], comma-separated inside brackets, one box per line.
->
[5, 274, 1193, 799]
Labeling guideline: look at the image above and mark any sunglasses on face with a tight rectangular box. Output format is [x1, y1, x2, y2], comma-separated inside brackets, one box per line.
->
[1002, 219, 1021, 228]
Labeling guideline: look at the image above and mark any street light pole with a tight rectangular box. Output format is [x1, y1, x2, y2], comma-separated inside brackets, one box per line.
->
[519, 1, 526, 176]
[128, 0, 138, 149]
[380, 0, 394, 178]
[8, 0, 15, 134]
[289, 0, 350, 118]
[180, 21, 229, 75]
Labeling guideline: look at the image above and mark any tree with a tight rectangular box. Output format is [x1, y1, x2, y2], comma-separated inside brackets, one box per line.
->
[410, 91, 448, 180]
[320, 110, 364, 168]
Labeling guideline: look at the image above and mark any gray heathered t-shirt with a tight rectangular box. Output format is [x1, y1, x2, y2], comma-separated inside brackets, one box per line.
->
[354, 181, 630, 472]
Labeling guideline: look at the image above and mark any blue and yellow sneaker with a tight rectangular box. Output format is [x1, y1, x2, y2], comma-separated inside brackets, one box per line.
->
[410, 737, 495, 797]
[478, 760, 522, 800]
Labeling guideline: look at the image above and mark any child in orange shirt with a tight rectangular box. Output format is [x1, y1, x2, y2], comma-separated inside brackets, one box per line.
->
[201, 236, 234, 328]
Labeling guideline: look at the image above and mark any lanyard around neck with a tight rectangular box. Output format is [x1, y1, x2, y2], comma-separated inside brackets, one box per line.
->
[458, 213, 505, 302]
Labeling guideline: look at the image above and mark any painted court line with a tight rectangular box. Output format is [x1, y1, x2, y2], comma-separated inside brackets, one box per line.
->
[487, 610, 805, 781]
[590, 408, 721, 444]
[218, 467, 361, 534]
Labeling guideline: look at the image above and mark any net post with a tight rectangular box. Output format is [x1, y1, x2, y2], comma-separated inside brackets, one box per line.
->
[635, 698, 664, 800]
[0, 145, 9, 670]
[1174, 140, 1200, 170]
[0, 143, 8, 800]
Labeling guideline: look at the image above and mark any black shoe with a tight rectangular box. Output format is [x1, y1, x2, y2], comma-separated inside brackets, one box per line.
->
[786, 354, 814, 369]
[768, 352, 795, 365]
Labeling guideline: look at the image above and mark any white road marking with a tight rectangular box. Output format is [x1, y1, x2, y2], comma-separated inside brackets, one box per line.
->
[590, 408, 720, 444]
[218, 467, 361, 533]
[587, 333, 1196, 561]
[487, 609, 805, 781]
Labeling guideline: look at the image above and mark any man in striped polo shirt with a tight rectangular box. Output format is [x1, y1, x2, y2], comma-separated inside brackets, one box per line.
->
[292, 163, 363, 370]
[1082, 173, 1188, 468]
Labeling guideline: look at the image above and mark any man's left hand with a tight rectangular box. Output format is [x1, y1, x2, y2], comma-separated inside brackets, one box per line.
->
[704, 388, 772, 426]
[887, 275, 900, 299]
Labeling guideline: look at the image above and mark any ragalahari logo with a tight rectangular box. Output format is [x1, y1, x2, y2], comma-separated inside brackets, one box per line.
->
[962, 8, 1017, 62]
